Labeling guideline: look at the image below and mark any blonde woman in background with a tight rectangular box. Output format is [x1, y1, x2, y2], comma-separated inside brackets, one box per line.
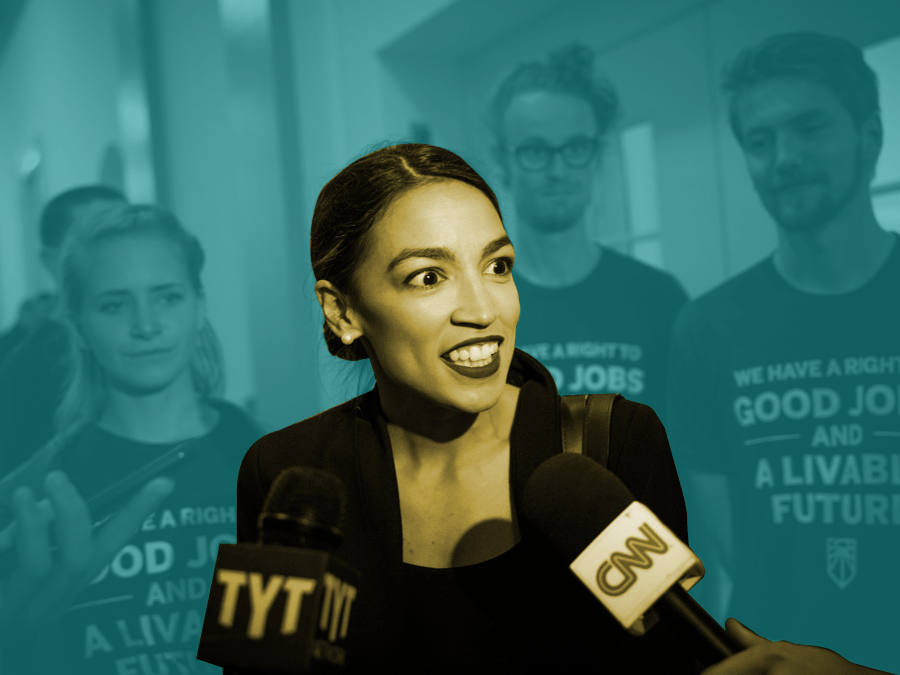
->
[0, 204, 261, 674]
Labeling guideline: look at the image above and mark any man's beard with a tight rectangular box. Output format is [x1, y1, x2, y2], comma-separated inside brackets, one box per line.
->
[759, 148, 865, 233]
[516, 192, 590, 235]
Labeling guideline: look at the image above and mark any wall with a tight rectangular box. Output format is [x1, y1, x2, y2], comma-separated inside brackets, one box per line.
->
[284, 0, 457, 408]
[0, 0, 119, 328]
[148, 0, 261, 418]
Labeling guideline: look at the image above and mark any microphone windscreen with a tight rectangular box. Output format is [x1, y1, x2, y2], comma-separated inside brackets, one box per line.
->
[522, 454, 635, 560]
[262, 467, 348, 529]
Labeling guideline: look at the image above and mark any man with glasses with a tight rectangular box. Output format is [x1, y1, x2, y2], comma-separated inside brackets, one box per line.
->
[487, 44, 688, 417]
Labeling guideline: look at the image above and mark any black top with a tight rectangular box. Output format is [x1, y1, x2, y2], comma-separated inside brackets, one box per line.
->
[236, 349, 699, 673]
[401, 547, 529, 673]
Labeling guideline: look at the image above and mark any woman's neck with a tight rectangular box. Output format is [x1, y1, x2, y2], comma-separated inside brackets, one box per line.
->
[384, 383, 521, 474]
[98, 373, 217, 444]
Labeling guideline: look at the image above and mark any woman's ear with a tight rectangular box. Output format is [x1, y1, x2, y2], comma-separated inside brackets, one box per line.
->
[314, 280, 363, 343]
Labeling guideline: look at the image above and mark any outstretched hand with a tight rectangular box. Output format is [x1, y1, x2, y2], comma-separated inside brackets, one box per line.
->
[701, 618, 894, 675]
[0, 470, 174, 631]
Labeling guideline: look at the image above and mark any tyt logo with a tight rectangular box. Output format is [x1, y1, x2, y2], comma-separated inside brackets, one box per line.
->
[215, 570, 357, 641]
[596, 523, 668, 596]
[217, 570, 317, 638]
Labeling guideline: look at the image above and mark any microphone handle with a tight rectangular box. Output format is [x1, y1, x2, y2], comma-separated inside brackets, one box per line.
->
[654, 583, 745, 667]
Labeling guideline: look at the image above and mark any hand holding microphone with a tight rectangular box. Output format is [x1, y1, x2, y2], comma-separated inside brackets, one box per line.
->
[522, 453, 744, 667]
[522, 454, 895, 674]
[701, 619, 896, 675]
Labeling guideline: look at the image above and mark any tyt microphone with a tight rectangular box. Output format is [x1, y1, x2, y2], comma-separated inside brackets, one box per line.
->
[522, 453, 743, 667]
[198, 468, 360, 673]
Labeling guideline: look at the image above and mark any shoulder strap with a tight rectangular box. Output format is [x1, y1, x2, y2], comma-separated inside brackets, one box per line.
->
[559, 393, 622, 467]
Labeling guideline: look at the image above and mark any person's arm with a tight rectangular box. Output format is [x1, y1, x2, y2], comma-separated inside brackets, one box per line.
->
[701, 619, 896, 675]
[666, 305, 734, 623]
[681, 469, 733, 623]
[0, 470, 173, 631]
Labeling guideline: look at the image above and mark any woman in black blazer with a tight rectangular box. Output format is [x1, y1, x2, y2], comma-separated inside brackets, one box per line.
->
[237, 143, 696, 673]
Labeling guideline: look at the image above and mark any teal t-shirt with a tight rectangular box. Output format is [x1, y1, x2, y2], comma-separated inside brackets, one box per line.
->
[2, 401, 261, 675]
[515, 246, 688, 422]
[667, 234, 900, 673]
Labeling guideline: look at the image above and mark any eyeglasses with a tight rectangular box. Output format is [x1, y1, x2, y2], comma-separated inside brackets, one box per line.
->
[510, 138, 600, 171]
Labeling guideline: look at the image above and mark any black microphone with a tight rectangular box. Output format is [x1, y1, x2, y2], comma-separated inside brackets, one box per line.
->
[522, 453, 743, 667]
[197, 467, 360, 673]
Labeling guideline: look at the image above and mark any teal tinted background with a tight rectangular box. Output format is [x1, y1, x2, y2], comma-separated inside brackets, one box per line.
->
[0, 0, 898, 672]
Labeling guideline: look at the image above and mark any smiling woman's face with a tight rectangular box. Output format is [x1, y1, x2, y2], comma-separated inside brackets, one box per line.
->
[344, 180, 519, 414]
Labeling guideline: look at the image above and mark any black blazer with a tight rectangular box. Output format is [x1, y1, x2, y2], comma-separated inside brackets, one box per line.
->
[235, 350, 696, 672]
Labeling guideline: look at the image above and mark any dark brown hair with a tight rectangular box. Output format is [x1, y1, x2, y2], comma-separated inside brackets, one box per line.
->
[310, 143, 503, 360]
[722, 32, 880, 143]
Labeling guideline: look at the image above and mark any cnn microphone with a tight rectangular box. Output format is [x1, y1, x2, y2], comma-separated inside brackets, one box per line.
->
[522, 453, 743, 667]
[197, 468, 360, 673]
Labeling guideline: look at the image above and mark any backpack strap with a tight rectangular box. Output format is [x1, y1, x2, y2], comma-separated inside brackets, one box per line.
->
[559, 393, 622, 468]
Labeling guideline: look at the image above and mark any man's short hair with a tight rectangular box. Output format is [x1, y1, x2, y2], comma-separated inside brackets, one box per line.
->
[722, 32, 880, 144]
[487, 43, 619, 143]
[39, 185, 126, 250]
